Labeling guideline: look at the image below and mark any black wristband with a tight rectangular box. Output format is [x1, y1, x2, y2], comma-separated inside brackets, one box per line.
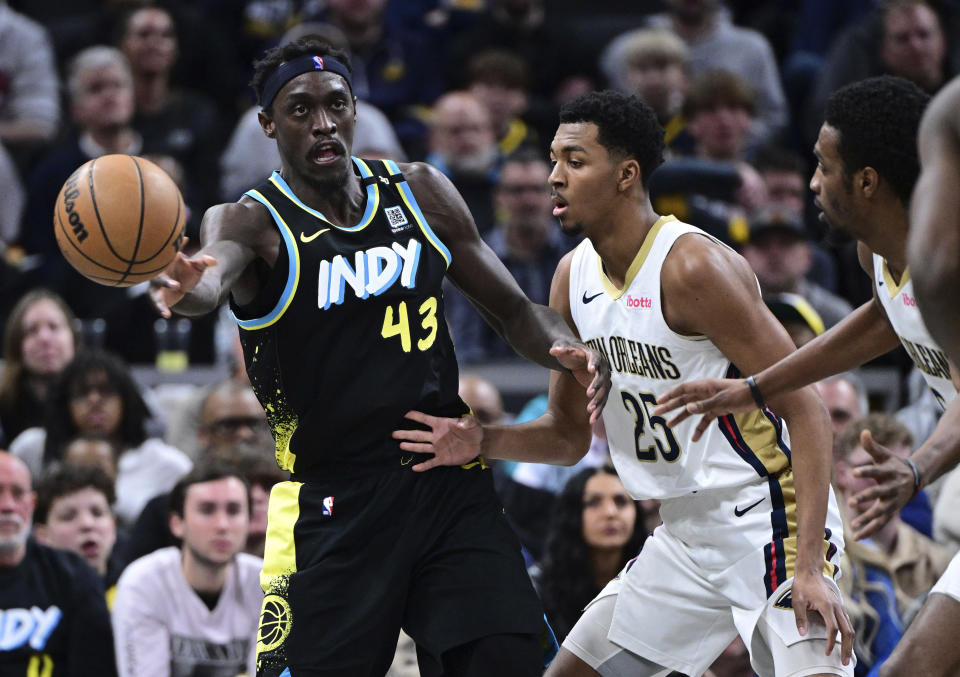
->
[745, 375, 765, 410]
[902, 457, 922, 497]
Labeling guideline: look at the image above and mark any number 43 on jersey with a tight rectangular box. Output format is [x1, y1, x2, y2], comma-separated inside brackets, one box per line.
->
[381, 296, 438, 352]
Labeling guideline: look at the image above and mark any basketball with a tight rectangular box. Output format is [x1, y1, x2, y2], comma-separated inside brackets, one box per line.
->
[54, 154, 186, 287]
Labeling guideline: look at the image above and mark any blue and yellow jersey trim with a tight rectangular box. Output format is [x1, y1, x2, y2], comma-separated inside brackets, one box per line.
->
[235, 190, 301, 331]
[268, 157, 381, 232]
[383, 159, 452, 268]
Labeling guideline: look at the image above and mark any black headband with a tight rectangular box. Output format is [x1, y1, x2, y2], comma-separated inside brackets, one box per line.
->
[260, 54, 353, 109]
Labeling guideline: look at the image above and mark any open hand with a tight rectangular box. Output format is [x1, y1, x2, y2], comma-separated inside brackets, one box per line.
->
[653, 378, 754, 441]
[550, 342, 610, 424]
[848, 429, 917, 540]
[791, 572, 854, 666]
[149, 243, 217, 318]
[392, 410, 484, 472]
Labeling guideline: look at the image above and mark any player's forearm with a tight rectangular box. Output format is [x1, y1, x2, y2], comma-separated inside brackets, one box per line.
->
[757, 301, 898, 403]
[500, 302, 583, 371]
[911, 398, 960, 490]
[481, 410, 591, 466]
[781, 388, 834, 573]
[170, 273, 228, 316]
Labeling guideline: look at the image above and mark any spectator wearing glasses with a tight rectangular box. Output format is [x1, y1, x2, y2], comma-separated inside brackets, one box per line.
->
[125, 380, 280, 562]
[444, 148, 574, 363]
[7, 350, 191, 526]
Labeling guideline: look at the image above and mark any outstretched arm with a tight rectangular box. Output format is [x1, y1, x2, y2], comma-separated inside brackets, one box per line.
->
[910, 75, 960, 366]
[393, 251, 593, 470]
[654, 242, 899, 435]
[404, 162, 610, 419]
[660, 234, 852, 663]
[150, 197, 278, 317]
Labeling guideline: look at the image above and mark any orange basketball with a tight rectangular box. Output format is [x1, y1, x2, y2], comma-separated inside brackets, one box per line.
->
[54, 154, 186, 287]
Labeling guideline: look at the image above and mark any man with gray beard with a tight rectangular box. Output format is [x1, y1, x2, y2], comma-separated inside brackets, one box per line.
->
[426, 91, 503, 235]
[0, 451, 116, 675]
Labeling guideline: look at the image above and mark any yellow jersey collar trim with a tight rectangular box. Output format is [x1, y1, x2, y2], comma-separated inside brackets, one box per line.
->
[881, 260, 911, 299]
[597, 214, 677, 299]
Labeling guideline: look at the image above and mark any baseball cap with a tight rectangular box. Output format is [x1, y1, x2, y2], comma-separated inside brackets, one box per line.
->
[765, 292, 825, 337]
[747, 207, 808, 242]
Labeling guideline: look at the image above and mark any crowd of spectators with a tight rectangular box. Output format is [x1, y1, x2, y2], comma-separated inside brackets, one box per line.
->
[1, 0, 959, 675]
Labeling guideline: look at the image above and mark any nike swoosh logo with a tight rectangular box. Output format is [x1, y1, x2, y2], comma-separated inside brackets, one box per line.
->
[400, 455, 414, 466]
[582, 291, 604, 304]
[734, 498, 764, 517]
[300, 228, 331, 243]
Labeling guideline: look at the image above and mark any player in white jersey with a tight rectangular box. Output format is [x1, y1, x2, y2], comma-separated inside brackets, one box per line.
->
[656, 76, 960, 676]
[394, 90, 854, 676]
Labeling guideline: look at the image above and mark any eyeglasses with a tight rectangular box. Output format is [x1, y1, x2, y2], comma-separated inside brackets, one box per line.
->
[207, 417, 271, 436]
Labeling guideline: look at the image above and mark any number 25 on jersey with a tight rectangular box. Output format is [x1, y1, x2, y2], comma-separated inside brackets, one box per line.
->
[621, 390, 682, 462]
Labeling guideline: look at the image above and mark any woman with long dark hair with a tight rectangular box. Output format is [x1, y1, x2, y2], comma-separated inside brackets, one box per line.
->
[9, 349, 191, 524]
[533, 466, 647, 642]
[0, 290, 79, 444]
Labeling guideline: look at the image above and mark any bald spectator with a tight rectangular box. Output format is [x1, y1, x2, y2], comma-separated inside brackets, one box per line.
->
[458, 374, 506, 427]
[0, 452, 116, 676]
[426, 91, 501, 234]
[815, 372, 868, 446]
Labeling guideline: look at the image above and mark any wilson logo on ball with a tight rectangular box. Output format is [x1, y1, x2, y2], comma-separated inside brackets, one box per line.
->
[61, 172, 89, 243]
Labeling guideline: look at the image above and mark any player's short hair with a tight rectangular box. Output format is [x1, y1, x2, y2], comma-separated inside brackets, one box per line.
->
[168, 460, 251, 519]
[34, 464, 115, 525]
[250, 37, 353, 111]
[823, 75, 929, 205]
[559, 90, 665, 189]
[837, 412, 914, 461]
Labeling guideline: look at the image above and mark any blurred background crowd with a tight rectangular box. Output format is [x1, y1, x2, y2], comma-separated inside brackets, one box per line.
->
[0, 0, 958, 675]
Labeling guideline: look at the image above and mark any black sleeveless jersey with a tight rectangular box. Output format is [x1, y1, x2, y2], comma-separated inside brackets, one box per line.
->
[231, 157, 469, 476]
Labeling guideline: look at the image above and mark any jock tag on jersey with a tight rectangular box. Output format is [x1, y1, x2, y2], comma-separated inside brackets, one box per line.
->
[317, 238, 422, 310]
[384, 205, 411, 233]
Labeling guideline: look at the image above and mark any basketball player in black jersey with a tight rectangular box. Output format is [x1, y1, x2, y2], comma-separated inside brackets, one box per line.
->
[910, 75, 960, 368]
[150, 38, 610, 677]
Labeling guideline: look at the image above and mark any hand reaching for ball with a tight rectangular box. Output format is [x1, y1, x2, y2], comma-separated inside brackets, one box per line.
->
[150, 240, 217, 318]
